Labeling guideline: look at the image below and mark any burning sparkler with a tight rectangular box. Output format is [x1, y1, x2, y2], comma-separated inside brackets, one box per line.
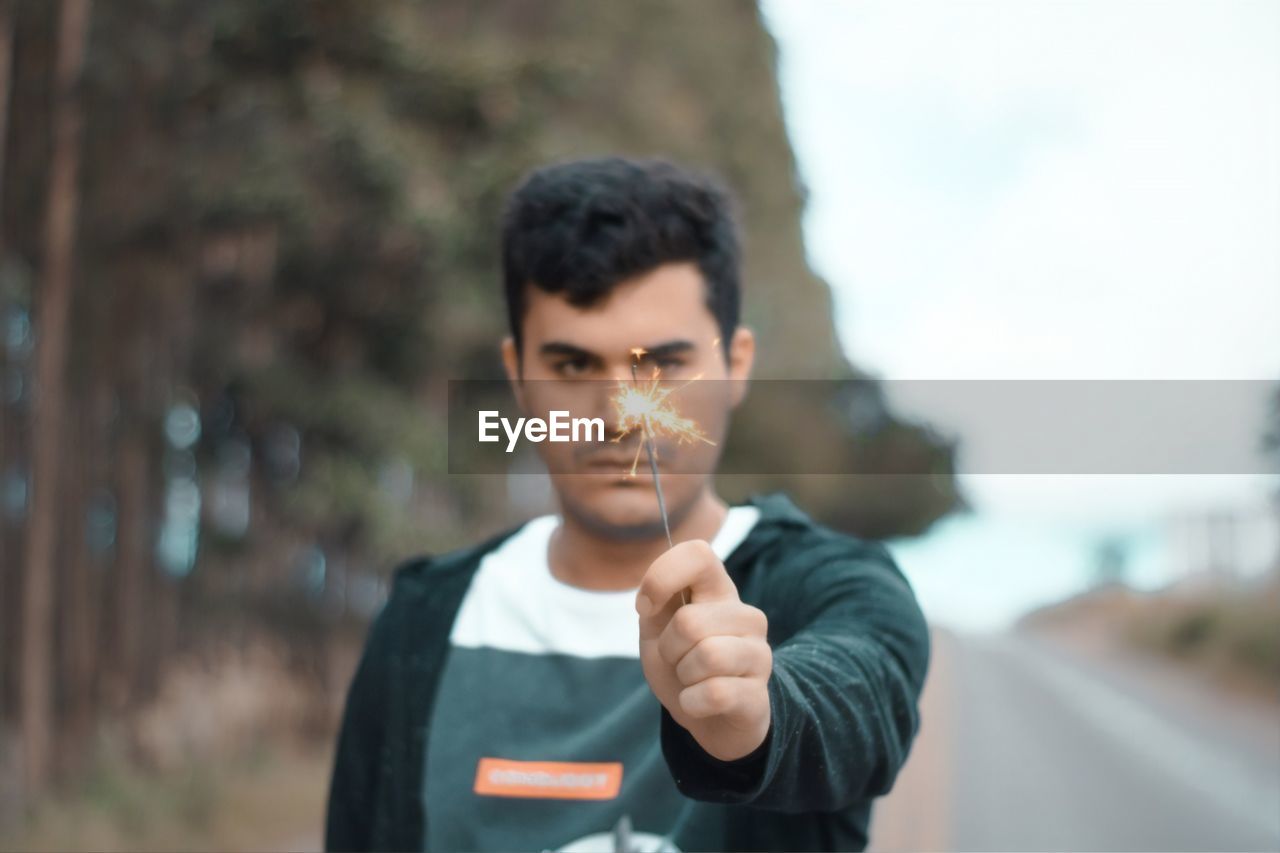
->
[611, 348, 715, 606]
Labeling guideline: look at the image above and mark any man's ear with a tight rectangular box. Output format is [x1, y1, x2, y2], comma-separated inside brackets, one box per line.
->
[500, 337, 526, 410]
[727, 326, 755, 408]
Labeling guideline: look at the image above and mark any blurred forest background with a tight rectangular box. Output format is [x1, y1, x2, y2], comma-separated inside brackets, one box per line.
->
[0, 1, 956, 848]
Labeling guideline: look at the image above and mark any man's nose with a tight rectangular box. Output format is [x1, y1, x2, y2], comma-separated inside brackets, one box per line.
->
[596, 373, 627, 435]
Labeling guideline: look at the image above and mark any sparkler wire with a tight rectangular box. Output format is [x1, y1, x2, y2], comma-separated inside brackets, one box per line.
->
[631, 360, 674, 549]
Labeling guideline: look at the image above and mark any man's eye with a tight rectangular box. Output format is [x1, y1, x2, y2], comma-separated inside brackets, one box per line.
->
[655, 358, 685, 370]
[556, 359, 590, 377]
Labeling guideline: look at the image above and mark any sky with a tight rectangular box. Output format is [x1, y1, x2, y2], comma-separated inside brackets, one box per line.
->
[760, 0, 1280, 628]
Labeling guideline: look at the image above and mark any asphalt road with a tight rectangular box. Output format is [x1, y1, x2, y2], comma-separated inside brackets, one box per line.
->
[871, 631, 1280, 852]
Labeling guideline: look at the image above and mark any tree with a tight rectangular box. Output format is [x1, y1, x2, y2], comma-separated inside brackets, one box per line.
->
[20, 0, 91, 796]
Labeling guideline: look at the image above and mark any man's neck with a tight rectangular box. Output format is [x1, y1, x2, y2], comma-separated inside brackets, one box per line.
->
[547, 491, 728, 591]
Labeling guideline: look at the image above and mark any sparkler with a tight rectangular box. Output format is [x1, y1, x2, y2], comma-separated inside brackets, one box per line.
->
[612, 348, 715, 603]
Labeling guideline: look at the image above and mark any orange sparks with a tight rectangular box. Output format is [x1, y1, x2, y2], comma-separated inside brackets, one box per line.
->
[611, 362, 714, 477]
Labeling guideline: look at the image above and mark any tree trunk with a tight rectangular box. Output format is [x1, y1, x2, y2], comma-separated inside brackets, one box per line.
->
[58, 377, 100, 774]
[0, 0, 13, 207]
[20, 0, 91, 796]
[0, 0, 13, 733]
[110, 411, 148, 708]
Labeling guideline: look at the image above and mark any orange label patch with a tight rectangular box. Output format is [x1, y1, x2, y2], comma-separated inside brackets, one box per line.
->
[473, 757, 623, 800]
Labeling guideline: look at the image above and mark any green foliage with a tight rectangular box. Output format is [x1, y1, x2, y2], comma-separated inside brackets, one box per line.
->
[1129, 581, 1280, 688]
[19, 0, 957, 581]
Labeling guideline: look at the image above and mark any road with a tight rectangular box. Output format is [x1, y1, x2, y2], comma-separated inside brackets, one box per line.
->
[871, 630, 1280, 852]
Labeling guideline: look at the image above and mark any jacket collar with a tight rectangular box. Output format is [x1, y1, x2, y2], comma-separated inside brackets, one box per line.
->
[745, 491, 813, 529]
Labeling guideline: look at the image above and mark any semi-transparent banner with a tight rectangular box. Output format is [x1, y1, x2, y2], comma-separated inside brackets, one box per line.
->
[447, 379, 1278, 476]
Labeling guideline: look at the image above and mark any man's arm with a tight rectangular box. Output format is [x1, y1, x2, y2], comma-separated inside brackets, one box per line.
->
[641, 539, 930, 813]
[324, 603, 396, 852]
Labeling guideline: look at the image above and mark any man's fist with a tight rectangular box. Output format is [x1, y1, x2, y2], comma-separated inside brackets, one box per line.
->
[635, 540, 772, 762]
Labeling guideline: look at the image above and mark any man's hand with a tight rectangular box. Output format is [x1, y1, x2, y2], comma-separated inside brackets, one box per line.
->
[636, 540, 772, 762]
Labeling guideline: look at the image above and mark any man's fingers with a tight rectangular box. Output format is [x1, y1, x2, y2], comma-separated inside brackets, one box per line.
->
[656, 599, 769, 666]
[677, 676, 759, 720]
[636, 540, 736, 618]
[675, 635, 772, 686]
[637, 587, 682, 642]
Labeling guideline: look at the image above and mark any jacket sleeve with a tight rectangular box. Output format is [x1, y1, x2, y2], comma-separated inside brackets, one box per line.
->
[660, 540, 930, 813]
[325, 601, 396, 852]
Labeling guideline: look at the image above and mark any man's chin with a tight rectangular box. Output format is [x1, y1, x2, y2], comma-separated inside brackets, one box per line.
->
[559, 480, 672, 542]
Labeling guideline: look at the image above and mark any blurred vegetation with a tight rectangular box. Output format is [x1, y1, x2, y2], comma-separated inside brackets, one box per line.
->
[1021, 574, 1280, 696]
[1126, 579, 1280, 692]
[0, 735, 330, 852]
[0, 0, 958, 816]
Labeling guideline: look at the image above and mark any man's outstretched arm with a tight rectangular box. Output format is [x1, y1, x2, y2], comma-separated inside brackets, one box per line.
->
[639, 539, 930, 813]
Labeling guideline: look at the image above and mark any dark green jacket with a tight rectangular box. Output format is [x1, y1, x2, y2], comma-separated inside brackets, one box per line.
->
[325, 493, 930, 852]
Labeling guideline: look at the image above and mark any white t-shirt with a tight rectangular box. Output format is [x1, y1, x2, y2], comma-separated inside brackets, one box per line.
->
[450, 505, 762, 658]
[424, 505, 761, 852]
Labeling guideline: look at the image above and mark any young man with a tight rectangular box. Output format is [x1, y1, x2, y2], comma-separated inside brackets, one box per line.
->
[325, 157, 929, 852]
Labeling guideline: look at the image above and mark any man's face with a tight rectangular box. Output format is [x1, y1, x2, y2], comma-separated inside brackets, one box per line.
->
[502, 262, 754, 539]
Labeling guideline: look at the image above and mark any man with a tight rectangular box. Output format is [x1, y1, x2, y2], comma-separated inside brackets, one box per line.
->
[325, 157, 929, 852]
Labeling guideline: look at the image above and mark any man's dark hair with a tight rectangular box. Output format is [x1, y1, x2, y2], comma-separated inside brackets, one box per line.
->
[501, 157, 742, 359]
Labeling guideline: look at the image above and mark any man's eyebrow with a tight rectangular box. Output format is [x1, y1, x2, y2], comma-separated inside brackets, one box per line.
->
[538, 341, 603, 362]
[641, 340, 697, 359]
